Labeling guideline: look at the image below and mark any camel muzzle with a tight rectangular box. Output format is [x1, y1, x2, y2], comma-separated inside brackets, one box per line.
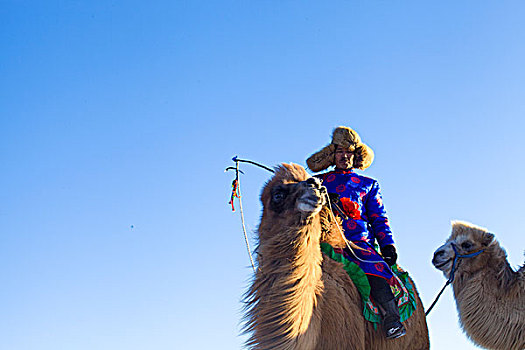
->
[432, 247, 452, 270]
[297, 178, 326, 214]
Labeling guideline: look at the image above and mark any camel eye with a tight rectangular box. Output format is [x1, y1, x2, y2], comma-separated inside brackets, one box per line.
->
[461, 241, 473, 250]
[273, 191, 285, 202]
[270, 186, 289, 213]
[271, 186, 288, 204]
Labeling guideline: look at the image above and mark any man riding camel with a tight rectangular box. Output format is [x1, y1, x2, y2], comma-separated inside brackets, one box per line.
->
[306, 126, 406, 339]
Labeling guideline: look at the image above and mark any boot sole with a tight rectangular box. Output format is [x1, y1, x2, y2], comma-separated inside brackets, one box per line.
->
[386, 328, 406, 339]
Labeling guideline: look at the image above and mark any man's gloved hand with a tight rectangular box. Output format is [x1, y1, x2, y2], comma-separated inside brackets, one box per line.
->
[327, 192, 340, 204]
[326, 192, 351, 220]
[380, 244, 398, 266]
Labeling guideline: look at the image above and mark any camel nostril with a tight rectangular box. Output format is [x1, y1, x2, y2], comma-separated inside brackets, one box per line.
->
[433, 250, 445, 260]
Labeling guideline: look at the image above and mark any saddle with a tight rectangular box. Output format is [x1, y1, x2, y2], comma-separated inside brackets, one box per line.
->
[321, 243, 418, 326]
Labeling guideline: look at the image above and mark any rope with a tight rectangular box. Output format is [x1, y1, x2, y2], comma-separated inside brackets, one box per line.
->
[232, 159, 256, 273]
[226, 156, 274, 274]
[424, 280, 451, 316]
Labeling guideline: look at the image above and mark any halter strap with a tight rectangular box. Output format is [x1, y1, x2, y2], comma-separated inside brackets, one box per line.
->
[425, 243, 484, 316]
[448, 244, 484, 283]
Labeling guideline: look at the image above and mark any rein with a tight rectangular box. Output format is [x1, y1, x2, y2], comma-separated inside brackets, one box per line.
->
[425, 243, 484, 316]
[226, 156, 274, 273]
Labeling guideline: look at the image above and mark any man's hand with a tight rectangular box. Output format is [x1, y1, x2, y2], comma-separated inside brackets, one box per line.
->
[327, 192, 340, 204]
[381, 244, 398, 266]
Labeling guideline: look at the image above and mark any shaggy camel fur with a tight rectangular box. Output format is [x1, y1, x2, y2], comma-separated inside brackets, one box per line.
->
[432, 221, 525, 350]
[243, 163, 429, 350]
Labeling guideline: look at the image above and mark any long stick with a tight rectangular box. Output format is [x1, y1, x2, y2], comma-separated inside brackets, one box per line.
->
[235, 160, 257, 273]
[232, 156, 275, 174]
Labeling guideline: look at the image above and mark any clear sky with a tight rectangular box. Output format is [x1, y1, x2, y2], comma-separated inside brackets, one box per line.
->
[1, 1, 524, 349]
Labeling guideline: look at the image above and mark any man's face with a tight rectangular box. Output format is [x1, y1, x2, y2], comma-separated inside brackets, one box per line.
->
[335, 146, 354, 169]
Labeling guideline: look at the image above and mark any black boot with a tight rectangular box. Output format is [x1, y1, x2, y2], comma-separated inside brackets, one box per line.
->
[367, 275, 406, 340]
[380, 298, 406, 339]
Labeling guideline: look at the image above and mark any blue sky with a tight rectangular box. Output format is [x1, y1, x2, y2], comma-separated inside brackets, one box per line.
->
[2, 1, 524, 349]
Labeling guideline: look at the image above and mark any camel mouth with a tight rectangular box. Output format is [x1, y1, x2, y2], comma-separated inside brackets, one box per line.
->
[433, 259, 451, 270]
[297, 195, 323, 213]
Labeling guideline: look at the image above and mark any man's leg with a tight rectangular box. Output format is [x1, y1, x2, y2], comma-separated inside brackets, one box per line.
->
[367, 275, 406, 339]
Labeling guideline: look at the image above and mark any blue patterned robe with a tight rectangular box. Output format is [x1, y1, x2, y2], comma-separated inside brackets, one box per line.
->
[319, 169, 395, 281]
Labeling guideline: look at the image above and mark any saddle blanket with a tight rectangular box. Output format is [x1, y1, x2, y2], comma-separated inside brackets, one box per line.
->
[321, 242, 417, 325]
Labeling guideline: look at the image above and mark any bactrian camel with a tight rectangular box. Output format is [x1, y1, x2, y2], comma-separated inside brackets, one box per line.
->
[243, 163, 429, 350]
[432, 221, 525, 350]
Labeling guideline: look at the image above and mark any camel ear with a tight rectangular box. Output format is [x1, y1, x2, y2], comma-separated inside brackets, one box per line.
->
[482, 232, 495, 246]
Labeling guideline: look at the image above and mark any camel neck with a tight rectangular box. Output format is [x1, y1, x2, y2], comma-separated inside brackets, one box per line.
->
[249, 222, 323, 349]
[453, 259, 524, 350]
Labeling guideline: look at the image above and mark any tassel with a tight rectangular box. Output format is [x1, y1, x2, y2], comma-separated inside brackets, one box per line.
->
[229, 179, 240, 211]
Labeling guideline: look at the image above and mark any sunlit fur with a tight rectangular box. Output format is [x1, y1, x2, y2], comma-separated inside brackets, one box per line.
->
[433, 221, 525, 350]
[243, 163, 429, 350]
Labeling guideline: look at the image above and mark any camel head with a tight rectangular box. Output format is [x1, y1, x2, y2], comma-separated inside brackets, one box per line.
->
[245, 164, 329, 348]
[432, 221, 495, 279]
[259, 163, 327, 232]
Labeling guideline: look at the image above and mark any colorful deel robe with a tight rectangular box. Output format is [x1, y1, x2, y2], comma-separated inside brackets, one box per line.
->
[319, 169, 395, 281]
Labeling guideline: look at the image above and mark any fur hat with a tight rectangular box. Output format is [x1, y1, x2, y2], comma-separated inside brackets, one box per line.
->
[306, 126, 374, 172]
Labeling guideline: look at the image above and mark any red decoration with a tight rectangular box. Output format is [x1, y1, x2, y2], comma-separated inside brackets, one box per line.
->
[340, 198, 362, 220]
[229, 179, 240, 211]
[346, 220, 357, 230]
[361, 247, 372, 255]
[336, 184, 346, 193]
[325, 174, 336, 182]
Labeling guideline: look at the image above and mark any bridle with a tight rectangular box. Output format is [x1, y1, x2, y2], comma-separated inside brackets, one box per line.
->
[425, 242, 484, 316]
[446, 243, 485, 283]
